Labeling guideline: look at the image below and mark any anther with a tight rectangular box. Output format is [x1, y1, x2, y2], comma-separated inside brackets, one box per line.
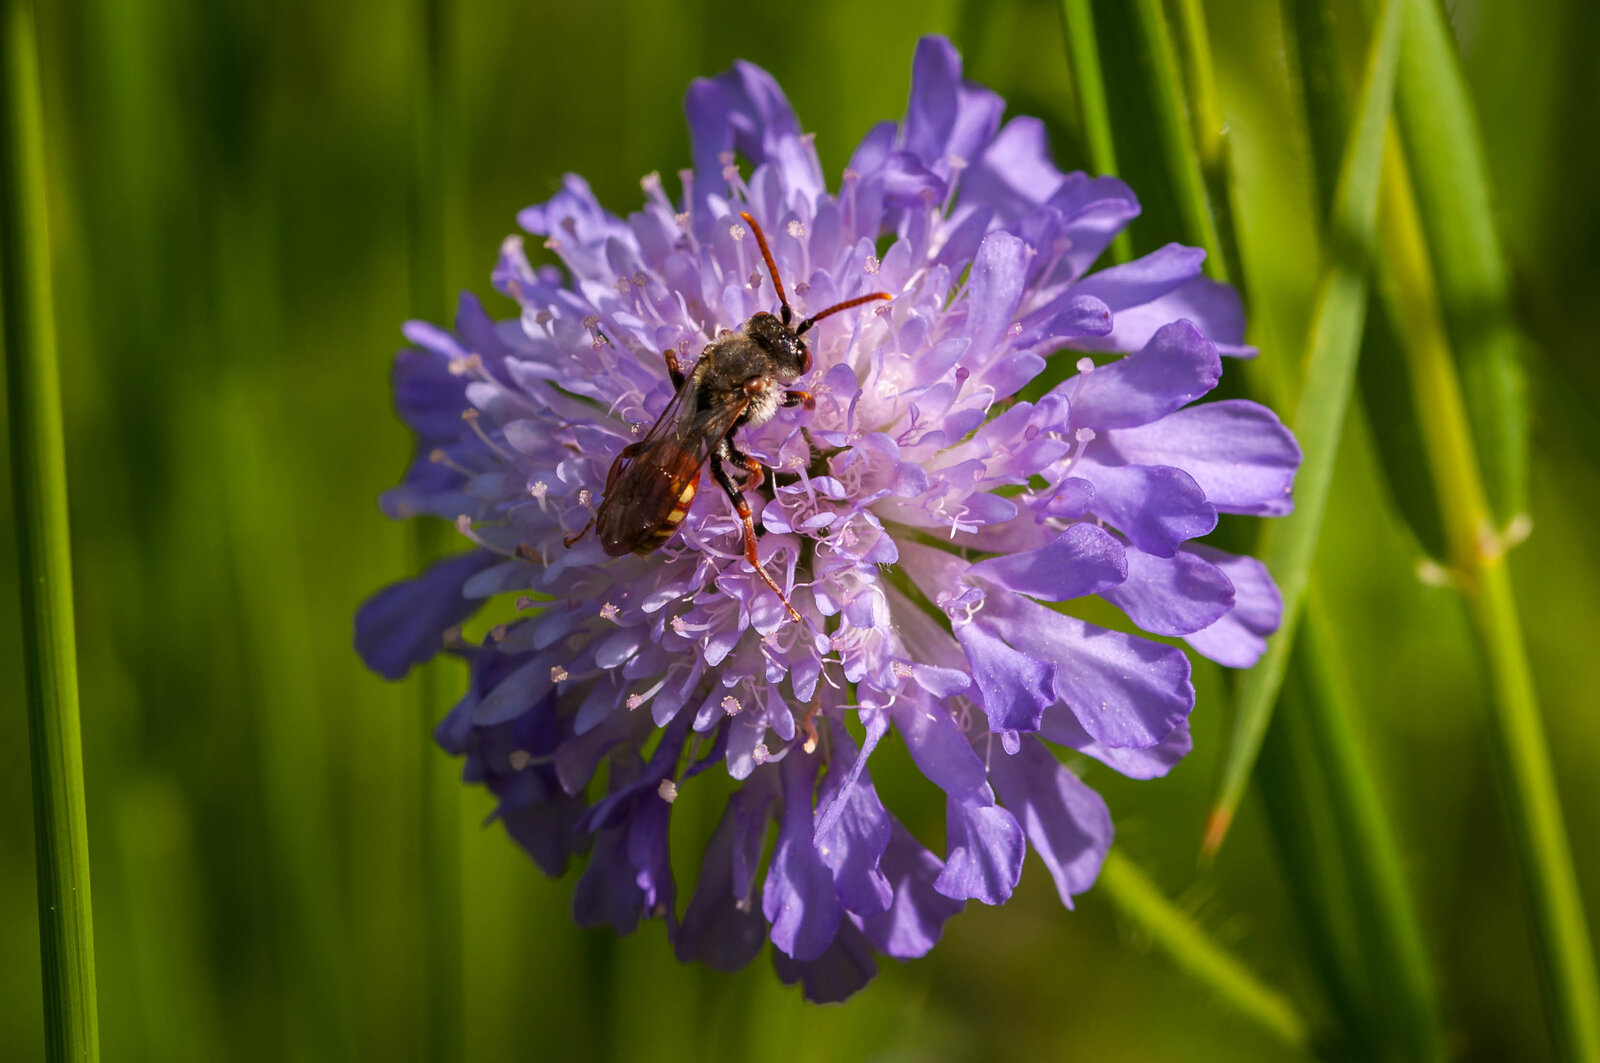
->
[577, 489, 593, 508]
[599, 602, 619, 621]
[864, 255, 881, 275]
[721, 695, 741, 716]
[529, 481, 548, 500]
[729, 223, 747, 242]
[515, 596, 535, 610]
[509, 750, 532, 771]
[640, 171, 662, 193]
[1076, 356, 1095, 374]
[614, 277, 630, 294]
[670, 616, 688, 637]
[632, 271, 648, 287]
[1007, 322, 1023, 337]
[581, 314, 599, 329]
[626, 694, 645, 710]
[657, 779, 679, 803]
[1074, 427, 1097, 445]
[787, 220, 805, 238]
[751, 743, 771, 765]
[534, 309, 552, 326]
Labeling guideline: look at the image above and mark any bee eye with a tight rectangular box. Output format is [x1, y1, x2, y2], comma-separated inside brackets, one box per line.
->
[798, 341, 811, 375]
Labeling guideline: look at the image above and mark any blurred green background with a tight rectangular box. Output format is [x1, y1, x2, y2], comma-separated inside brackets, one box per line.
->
[3, 0, 1597, 1059]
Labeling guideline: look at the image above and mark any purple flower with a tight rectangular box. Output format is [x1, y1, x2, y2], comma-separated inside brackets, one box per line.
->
[356, 35, 1298, 1001]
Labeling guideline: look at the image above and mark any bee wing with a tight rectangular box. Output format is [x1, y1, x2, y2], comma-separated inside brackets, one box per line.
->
[595, 383, 751, 555]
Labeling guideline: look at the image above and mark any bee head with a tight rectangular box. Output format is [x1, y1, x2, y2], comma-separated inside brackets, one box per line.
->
[744, 311, 811, 377]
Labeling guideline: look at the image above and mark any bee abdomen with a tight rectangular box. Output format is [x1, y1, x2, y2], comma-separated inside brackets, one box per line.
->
[634, 479, 698, 556]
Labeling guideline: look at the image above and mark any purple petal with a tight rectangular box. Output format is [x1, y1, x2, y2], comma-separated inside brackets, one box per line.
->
[854, 819, 964, 958]
[1042, 706, 1193, 779]
[1045, 174, 1142, 280]
[963, 116, 1066, 220]
[1077, 275, 1256, 357]
[771, 920, 878, 1004]
[1183, 546, 1285, 668]
[675, 788, 772, 972]
[1071, 243, 1205, 310]
[354, 550, 497, 680]
[990, 735, 1112, 906]
[1100, 543, 1235, 637]
[968, 522, 1128, 602]
[1066, 321, 1222, 430]
[763, 752, 843, 961]
[938, 799, 1026, 905]
[685, 61, 822, 208]
[814, 719, 893, 917]
[964, 231, 1029, 358]
[1076, 458, 1217, 557]
[1098, 400, 1301, 516]
[982, 593, 1193, 749]
[955, 617, 1055, 734]
[901, 36, 1003, 174]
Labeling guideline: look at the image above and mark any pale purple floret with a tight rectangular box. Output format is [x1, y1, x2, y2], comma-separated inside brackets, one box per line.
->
[355, 35, 1299, 1001]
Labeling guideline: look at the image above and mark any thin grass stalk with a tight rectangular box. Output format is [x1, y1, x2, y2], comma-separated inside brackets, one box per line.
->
[1378, 147, 1600, 1063]
[1293, 596, 1442, 1061]
[1125, 0, 1231, 282]
[409, 1, 464, 1059]
[1, 0, 101, 1058]
[1095, 852, 1309, 1048]
[1203, 0, 1401, 855]
[1057, 0, 1131, 263]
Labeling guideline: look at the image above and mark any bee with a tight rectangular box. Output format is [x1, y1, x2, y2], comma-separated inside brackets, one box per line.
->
[565, 211, 890, 624]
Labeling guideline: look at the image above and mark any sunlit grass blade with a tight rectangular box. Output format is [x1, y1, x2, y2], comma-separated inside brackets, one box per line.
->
[1095, 852, 1309, 1049]
[1258, 595, 1444, 1062]
[1390, 0, 1527, 530]
[1, 0, 102, 1058]
[1377, 145, 1600, 1063]
[1126, 0, 1233, 282]
[1202, 0, 1402, 857]
[1056, 0, 1130, 263]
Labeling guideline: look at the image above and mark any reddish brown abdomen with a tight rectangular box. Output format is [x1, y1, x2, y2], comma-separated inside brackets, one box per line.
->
[634, 479, 698, 555]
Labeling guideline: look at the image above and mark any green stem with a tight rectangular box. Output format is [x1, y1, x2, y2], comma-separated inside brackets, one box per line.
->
[1, 0, 102, 1059]
[410, 2, 463, 1060]
[1295, 597, 1443, 1061]
[1126, 0, 1230, 282]
[1057, 0, 1132, 263]
[1381, 145, 1600, 1063]
[1096, 852, 1309, 1049]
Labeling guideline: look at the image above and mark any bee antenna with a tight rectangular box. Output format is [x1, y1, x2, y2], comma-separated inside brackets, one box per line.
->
[795, 292, 892, 336]
[739, 211, 790, 323]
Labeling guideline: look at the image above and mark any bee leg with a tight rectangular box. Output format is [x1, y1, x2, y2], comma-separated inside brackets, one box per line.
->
[710, 452, 802, 625]
[562, 518, 594, 548]
[723, 441, 765, 491]
[781, 389, 815, 410]
[663, 349, 686, 389]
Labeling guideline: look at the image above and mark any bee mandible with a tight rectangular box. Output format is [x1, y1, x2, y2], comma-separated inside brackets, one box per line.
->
[565, 211, 891, 624]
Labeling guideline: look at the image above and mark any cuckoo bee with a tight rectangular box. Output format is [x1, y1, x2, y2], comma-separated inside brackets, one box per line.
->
[566, 212, 891, 623]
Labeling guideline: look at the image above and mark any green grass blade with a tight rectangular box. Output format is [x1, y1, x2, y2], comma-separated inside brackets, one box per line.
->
[409, 2, 464, 1061]
[1096, 852, 1309, 1049]
[1378, 145, 1600, 1063]
[1262, 596, 1444, 1062]
[1391, 0, 1527, 530]
[1, 0, 102, 1058]
[1202, 0, 1402, 857]
[1056, 0, 1131, 263]
[1126, 0, 1233, 282]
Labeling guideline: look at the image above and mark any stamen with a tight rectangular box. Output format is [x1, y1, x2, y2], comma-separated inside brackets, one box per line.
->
[599, 602, 619, 621]
[751, 743, 771, 765]
[864, 255, 881, 275]
[509, 750, 532, 771]
[657, 779, 679, 803]
[721, 695, 741, 716]
[728, 223, 747, 242]
[515, 596, 535, 610]
[429, 448, 473, 476]
[529, 480, 548, 500]
[787, 220, 805, 238]
[550, 665, 569, 682]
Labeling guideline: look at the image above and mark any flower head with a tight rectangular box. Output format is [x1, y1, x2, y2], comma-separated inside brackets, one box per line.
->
[357, 35, 1299, 1001]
